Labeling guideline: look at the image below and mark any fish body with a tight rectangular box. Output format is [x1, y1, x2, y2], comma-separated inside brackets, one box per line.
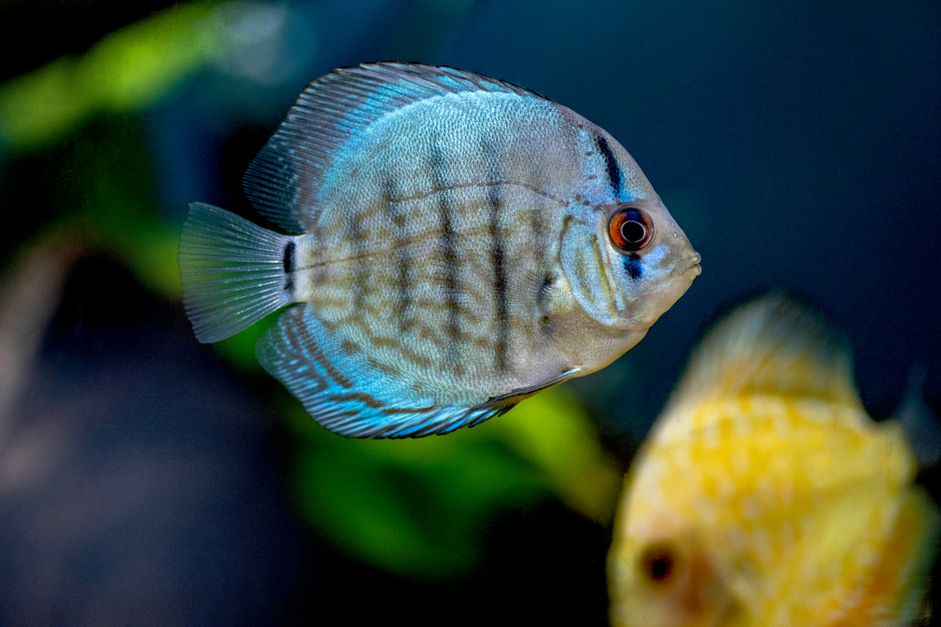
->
[608, 295, 940, 626]
[179, 63, 700, 438]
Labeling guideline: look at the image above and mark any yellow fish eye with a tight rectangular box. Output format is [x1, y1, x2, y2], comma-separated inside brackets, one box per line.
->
[639, 541, 677, 584]
[608, 207, 654, 253]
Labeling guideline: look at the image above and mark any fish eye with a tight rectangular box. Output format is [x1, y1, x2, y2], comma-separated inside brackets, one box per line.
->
[639, 542, 677, 584]
[608, 207, 654, 253]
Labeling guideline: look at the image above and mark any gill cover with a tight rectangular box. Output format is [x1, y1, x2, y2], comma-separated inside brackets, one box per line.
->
[560, 213, 629, 327]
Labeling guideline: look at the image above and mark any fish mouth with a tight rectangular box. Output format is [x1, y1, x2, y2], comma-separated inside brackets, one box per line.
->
[671, 252, 702, 277]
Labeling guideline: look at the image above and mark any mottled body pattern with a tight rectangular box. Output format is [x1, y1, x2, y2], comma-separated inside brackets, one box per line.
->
[608, 295, 940, 626]
[180, 64, 700, 437]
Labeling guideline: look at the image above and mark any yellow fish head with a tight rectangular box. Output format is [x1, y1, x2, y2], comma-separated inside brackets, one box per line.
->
[608, 522, 744, 627]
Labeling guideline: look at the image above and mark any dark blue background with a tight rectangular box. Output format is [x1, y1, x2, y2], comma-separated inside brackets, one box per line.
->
[1, 0, 939, 624]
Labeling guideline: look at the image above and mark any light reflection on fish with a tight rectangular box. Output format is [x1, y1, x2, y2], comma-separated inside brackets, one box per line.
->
[608, 294, 940, 626]
[179, 63, 700, 438]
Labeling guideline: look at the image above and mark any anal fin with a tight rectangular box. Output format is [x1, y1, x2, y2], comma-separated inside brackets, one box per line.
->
[257, 305, 540, 438]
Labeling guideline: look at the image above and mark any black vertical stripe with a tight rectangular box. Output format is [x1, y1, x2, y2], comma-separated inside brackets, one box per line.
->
[596, 134, 622, 196]
[383, 174, 412, 332]
[430, 144, 461, 367]
[484, 140, 509, 372]
[310, 218, 327, 285]
[489, 194, 509, 372]
[283, 240, 296, 293]
[529, 206, 547, 274]
[348, 212, 368, 314]
[527, 167, 549, 339]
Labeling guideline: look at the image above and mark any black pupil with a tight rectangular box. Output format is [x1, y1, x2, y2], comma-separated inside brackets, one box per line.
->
[620, 219, 647, 243]
[644, 550, 674, 582]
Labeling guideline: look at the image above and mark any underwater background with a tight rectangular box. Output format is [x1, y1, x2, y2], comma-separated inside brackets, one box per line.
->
[0, 0, 939, 624]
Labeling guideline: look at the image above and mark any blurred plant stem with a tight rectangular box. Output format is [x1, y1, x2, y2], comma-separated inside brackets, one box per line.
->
[0, 230, 86, 439]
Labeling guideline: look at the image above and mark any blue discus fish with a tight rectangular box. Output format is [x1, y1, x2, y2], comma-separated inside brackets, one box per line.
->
[179, 63, 701, 438]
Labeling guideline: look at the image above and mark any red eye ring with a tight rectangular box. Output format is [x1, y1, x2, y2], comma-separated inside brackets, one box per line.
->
[608, 207, 654, 253]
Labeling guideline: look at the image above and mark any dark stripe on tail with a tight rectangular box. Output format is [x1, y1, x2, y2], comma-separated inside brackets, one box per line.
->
[283, 240, 296, 293]
[596, 134, 622, 196]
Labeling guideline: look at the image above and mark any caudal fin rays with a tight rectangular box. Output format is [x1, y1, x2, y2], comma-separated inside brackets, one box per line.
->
[179, 202, 294, 343]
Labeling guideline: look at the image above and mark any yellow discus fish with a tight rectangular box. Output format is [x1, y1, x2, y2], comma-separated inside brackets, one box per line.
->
[608, 294, 940, 626]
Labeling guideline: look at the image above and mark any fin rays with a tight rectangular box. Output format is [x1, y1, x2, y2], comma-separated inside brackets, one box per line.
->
[179, 202, 293, 343]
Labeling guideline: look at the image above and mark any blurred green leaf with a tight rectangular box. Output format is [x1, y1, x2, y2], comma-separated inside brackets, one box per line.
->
[53, 117, 182, 300]
[0, 2, 224, 152]
[0, 60, 94, 149]
[114, 222, 181, 297]
[491, 387, 621, 523]
[214, 318, 268, 372]
[288, 385, 619, 578]
[294, 436, 546, 576]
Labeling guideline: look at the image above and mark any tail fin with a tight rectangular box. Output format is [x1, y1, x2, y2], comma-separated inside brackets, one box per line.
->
[179, 202, 294, 343]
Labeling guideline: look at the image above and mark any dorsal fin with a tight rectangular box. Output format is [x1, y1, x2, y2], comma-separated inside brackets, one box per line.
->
[667, 293, 863, 410]
[243, 62, 546, 233]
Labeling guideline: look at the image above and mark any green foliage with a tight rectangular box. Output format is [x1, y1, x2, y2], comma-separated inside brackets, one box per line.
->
[46, 116, 183, 298]
[0, 2, 223, 152]
[293, 428, 546, 576]
[287, 385, 619, 578]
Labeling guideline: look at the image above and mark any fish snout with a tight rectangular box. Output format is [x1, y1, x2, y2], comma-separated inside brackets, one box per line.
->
[673, 252, 702, 277]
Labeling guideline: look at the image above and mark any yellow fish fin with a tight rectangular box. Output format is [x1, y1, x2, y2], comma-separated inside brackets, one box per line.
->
[818, 487, 940, 625]
[665, 292, 863, 412]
